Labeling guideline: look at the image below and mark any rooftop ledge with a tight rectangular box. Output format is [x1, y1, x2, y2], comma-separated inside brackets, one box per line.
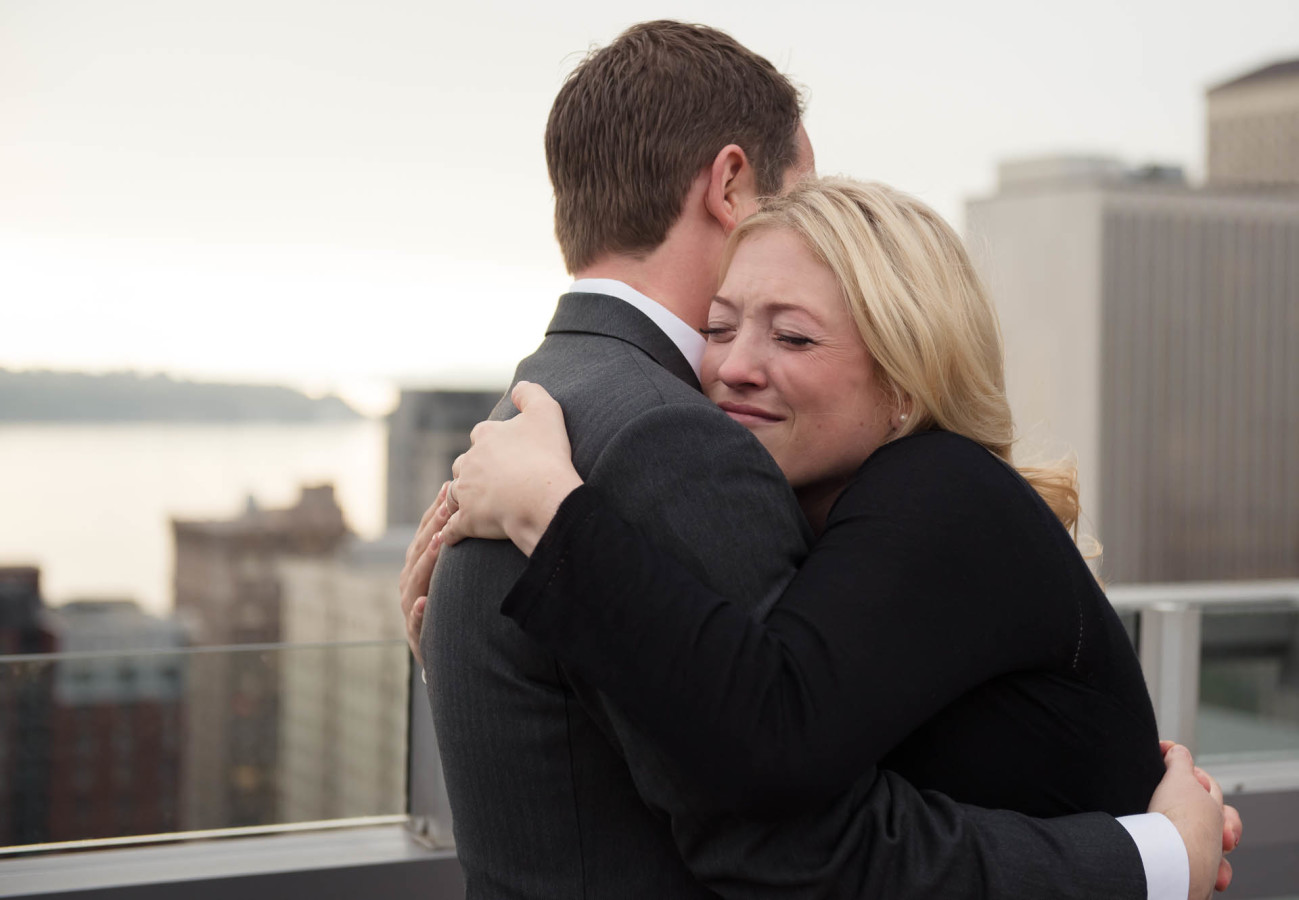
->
[0, 825, 464, 900]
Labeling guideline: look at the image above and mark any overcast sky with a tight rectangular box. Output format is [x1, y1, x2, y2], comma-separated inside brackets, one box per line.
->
[2, 0, 1296, 413]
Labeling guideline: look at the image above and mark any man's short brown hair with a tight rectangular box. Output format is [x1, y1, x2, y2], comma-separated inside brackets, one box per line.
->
[545, 21, 804, 273]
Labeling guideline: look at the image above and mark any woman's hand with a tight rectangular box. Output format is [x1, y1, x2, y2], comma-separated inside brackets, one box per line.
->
[441, 381, 583, 556]
[397, 382, 580, 668]
[399, 480, 453, 669]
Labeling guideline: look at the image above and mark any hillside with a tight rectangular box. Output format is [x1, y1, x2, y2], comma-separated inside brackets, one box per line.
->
[0, 370, 363, 422]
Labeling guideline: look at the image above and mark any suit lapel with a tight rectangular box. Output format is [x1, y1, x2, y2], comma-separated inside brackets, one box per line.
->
[546, 293, 701, 391]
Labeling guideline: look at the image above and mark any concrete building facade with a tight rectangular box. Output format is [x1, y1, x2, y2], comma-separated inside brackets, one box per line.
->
[276, 535, 410, 824]
[1207, 58, 1299, 189]
[967, 157, 1299, 584]
[171, 485, 350, 831]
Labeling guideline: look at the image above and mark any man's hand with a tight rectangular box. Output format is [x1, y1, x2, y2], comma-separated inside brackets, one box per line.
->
[399, 480, 452, 669]
[1197, 769, 1243, 894]
[1149, 741, 1243, 899]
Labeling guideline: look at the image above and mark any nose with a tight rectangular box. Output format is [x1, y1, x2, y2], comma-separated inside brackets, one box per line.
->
[713, 328, 768, 391]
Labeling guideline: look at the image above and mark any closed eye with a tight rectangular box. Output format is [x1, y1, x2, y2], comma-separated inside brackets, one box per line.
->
[699, 326, 735, 342]
[775, 334, 815, 347]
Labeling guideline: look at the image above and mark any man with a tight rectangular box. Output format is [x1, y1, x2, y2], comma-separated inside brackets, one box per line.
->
[403, 20, 1235, 900]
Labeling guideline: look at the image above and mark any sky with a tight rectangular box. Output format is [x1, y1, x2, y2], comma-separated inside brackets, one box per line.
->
[2, 0, 1296, 415]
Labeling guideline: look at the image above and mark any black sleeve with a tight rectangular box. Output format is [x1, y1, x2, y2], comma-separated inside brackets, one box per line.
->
[503, 432, 1080, 815]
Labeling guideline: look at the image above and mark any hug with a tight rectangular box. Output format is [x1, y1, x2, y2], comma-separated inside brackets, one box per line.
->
[398, 20, 1240, 900]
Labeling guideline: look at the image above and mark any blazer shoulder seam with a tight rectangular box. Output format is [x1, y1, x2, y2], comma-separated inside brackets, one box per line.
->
[615, 338, 674, 406]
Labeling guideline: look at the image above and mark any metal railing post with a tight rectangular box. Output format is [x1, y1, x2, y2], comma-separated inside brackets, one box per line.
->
[407, 655, 455, 849]
[1138, 602, 1203, 751]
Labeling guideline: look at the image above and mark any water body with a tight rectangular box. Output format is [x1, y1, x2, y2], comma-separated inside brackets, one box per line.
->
[0, 421, 387, 617]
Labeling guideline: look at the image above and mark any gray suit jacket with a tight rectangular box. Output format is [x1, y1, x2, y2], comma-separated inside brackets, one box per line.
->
[425, 292, 1148, 899]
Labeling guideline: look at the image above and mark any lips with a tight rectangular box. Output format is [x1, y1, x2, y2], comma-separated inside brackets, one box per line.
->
[718, 401, 784, 425]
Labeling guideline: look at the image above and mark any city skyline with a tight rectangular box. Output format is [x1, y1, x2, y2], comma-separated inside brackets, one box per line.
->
[3, 1, 1298, 415]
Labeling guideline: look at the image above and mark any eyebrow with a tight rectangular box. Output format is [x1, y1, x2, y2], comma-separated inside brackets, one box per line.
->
[711, 294, 828, 326]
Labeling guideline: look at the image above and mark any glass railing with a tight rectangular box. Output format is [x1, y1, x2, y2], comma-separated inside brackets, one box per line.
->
[3, 582, 1297, 898]
[0, 640, 411, 853]
[5, 583, 1299, 898]
[1108, 580, 1299, 781]
[1199, 602, 1299, 760]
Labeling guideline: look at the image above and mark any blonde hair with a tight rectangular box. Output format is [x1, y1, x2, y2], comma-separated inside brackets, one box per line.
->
[724, 177, 1085, 541]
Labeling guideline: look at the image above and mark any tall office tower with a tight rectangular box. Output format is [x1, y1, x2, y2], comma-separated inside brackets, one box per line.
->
[45, 600, 188, 841]
[1207, 58, 1299, 189]
[276, 535, 409, 823]
[172, 485, 350, 830]
[0, 567, 56, 846]
[966, 156, 1299, 584]
[385, 390, 502, 529]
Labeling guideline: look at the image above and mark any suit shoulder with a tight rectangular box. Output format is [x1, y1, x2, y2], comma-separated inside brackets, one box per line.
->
[517, 331, 711, 416]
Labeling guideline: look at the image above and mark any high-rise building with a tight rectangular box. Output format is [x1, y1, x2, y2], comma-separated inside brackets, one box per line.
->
[386, 390, 501, 529]
[262, 389, 502, 827]
[966, 79, 1299, 584]
[0, 566, 55, 846]
[45, 600, 188, 842]
[171, 485, 350, 830]
[276, 534, 410, 823]
[0, 572, 188, 846]
[1207, 58, 1299, 189]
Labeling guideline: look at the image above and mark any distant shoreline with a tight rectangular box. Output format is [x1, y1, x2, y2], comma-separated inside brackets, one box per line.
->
[0, 369, 366, 424]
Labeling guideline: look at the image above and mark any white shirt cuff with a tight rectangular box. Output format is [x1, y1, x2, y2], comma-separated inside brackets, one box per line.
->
[1118, 812, 1189, 900]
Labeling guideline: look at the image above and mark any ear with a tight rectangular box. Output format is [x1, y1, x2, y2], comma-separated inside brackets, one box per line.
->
[888, 386, 914, 432]
[703, 144, 758, 235]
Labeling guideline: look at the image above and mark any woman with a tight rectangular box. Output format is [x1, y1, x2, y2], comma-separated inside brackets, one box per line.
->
[423, 177, 1165, 818]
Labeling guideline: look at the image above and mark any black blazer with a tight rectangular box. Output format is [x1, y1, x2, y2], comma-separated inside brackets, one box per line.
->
[501, 431, 1165, 819]
[424, 292, 1150, 899]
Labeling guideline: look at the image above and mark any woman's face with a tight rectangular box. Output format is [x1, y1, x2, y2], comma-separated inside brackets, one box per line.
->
[702, 227, 897, 498]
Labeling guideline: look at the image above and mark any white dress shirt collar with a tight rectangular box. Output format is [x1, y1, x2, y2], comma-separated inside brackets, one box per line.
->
[568, 278, 705, 380]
